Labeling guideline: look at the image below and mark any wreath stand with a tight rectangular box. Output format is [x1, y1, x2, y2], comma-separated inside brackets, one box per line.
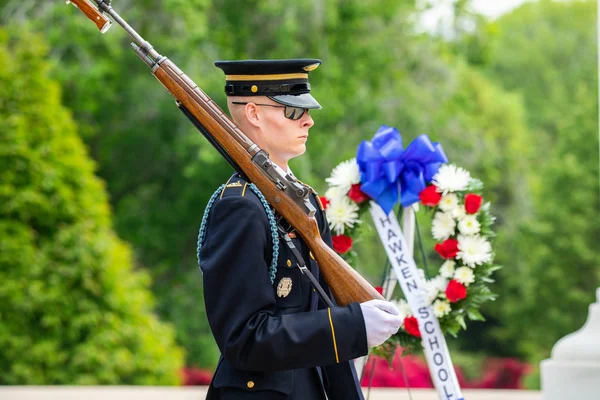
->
[355, 204, 465, 400]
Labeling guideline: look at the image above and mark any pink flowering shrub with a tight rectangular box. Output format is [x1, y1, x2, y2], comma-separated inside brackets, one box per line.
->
[474, 358, 532, 389]
[360, 349, 531, 389]
[181, 354, 531, 389]
[181, 367, 213, 385]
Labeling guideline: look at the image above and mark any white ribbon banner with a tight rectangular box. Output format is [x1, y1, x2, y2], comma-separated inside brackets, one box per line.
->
[369, 202, 464, 400]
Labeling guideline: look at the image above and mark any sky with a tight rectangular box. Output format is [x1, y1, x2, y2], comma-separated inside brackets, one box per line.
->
[471, 0, 531, 18]
[420, 0, 532, 33]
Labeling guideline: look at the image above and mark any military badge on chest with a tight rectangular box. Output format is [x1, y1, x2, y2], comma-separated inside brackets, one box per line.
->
[276, 277, 293, 298]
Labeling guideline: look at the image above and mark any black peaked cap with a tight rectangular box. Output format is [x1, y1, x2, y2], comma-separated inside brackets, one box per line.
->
[214, 58, 322, 109]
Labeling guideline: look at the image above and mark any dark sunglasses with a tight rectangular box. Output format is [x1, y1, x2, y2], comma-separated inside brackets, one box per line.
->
[231, 102, 308, 121]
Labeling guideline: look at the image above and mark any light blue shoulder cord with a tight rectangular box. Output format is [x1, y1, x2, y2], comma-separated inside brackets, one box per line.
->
[197, 183, 280, 284]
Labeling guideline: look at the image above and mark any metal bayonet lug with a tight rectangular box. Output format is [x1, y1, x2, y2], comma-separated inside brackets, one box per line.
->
[131, 43, 154, 67]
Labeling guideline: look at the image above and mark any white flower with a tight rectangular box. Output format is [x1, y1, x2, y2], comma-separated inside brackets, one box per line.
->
[451, 206, 467, 220]
[433, 299, 452, 318]
[326, 196, 360, 235]
[325, 158, 361, 194]
[439, 193, 459, 212]
[325, 186, 347, 202]
[432, 164, 471, 195]
[439, 260, 456, 279]
[432, 212, 456, 241]
[392, 299, 412, 321]
[458, 215, 481, 235]
[423, 281, 440, 305]
[457, 235, 493, 267]
[454, 267, 475, 286]
[431, 275, 449, 292]
[424, 276, 448, 305]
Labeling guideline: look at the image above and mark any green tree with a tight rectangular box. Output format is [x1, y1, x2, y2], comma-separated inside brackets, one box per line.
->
[1, 0, 226, 367]
[0, 27, 183, 384]
[472, 0, 600, 366]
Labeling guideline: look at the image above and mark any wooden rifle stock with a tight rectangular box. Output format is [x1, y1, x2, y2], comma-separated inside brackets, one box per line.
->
[67, 0, 111, 33]
[67, 2, 384, 306]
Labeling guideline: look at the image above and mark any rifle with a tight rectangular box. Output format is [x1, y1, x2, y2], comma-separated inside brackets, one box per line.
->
[66, 0, 383, 306]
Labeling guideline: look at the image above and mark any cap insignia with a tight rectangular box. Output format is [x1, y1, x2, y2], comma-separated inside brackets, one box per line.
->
[303, 63, 320, 72]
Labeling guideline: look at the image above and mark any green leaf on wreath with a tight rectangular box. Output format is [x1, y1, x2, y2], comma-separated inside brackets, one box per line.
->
[480, 202, 492, 214]
[488, 265, 503, 273]
[456, 315, 467, 330]
[467, 309, 485, 321]
[466, 178, 484, 192]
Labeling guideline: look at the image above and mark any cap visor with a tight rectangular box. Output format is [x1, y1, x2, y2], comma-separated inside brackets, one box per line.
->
[268, 93, 321, 109]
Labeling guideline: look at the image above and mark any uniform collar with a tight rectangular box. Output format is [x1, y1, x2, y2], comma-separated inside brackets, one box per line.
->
[274, 163, 295, 178]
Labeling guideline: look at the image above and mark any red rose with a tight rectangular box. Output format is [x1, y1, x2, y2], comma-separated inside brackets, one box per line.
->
[374, 286, 384, 295]
[419, 185, 442, 207]
[434, 239, 459, 259]
[319, 196, 330, 210]
[464, 194, 483, 214]
[403, 316, 421, 338]
[348, 184, 370, 204]
[332, 235, 353, 254]
[446, 279, 467, 303]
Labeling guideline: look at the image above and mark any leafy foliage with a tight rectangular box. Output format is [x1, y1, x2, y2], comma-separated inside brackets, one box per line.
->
[0, 27, 183, 384]
[474, 0, 600, 365]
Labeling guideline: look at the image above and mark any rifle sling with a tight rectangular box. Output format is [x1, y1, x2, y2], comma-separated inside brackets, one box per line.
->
[280, 229, 335, 309]
[177, 103, 247, 179]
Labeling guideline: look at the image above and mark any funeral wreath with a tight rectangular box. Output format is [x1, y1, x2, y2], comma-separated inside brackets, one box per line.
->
[322, 126, 500, 350]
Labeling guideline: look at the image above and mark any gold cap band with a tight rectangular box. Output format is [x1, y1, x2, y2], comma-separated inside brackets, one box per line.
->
[225, 73, 308, 81]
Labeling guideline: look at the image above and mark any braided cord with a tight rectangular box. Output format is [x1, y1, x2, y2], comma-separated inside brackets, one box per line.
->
[197, 184, 226, 267]
[249, 183, 280, 284]
[196, 183, 280, 284]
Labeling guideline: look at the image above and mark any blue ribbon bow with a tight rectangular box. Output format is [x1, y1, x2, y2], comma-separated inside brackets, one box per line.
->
[356, 125, 448, 214]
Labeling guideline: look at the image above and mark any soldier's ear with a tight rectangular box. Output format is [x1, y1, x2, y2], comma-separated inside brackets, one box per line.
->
[245, 103, 261, 128]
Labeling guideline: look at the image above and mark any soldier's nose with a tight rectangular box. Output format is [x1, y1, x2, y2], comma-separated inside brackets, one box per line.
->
[301, 112, 314, 128]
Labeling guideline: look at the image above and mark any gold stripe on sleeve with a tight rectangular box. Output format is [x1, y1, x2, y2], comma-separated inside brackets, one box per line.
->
[327, 308, 340, 363]
[241, 182, 248, 197]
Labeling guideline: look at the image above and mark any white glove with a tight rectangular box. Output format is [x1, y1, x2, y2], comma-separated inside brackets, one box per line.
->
[359, 299, 404, 348]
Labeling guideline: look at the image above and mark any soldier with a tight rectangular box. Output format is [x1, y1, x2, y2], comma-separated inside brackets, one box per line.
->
[198, 59, 402, 400]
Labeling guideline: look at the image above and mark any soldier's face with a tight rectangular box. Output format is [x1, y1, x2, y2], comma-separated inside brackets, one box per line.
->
[257, 98, 314, 164]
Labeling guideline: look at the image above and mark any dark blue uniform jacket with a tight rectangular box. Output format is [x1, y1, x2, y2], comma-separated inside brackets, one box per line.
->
[199, 174, 368, 399]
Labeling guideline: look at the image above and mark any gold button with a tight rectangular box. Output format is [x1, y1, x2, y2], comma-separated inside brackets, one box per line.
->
[247, 381, 255, 389]
[251, 85, 258, 93]
[287, 259, 292, 267]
